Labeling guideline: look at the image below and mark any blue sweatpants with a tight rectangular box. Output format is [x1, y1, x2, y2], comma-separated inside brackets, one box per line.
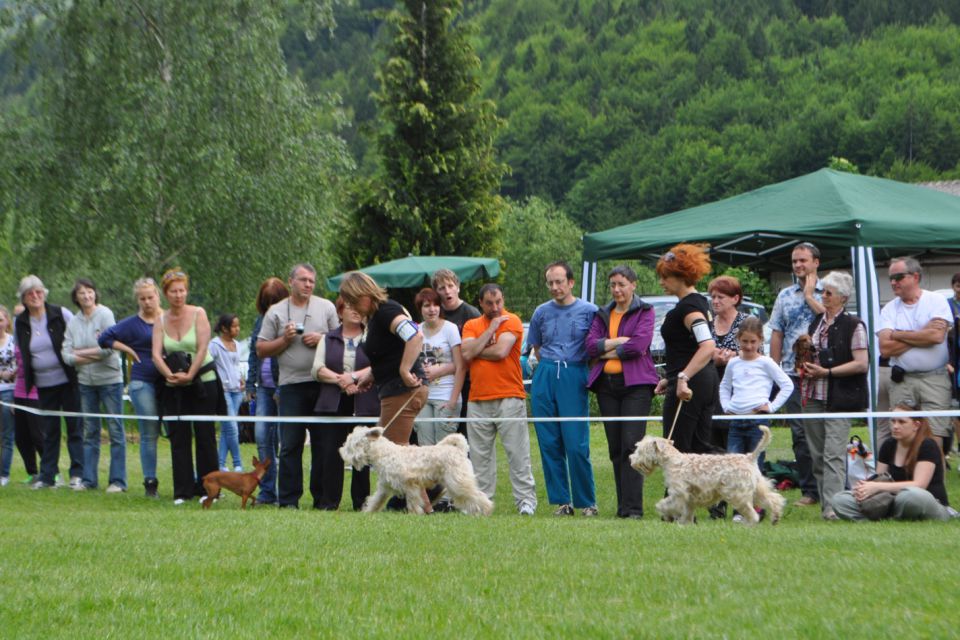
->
[531, 360, 596, 508]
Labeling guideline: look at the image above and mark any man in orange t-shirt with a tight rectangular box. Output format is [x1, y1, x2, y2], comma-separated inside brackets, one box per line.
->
[461, 284, 537, 515]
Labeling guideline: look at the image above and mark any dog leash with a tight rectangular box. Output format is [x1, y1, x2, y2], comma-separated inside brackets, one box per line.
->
[665, 398, 685, 442]
[380, 386, 420, 431]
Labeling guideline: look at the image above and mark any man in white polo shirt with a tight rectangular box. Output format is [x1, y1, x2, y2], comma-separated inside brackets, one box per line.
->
[877, 256, 953, 448]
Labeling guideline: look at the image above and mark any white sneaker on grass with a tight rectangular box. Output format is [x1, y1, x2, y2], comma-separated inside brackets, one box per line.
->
[106, 483, 125, 494]
[518, 502, 535, 516]
[0, 476, 9, 487]
[233, 466, 243, 472]
[68, 476, 83, 489]
[173, 498, 186, 505]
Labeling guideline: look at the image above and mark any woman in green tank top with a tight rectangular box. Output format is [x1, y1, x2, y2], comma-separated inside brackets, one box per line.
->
[151, 268, 219, 504]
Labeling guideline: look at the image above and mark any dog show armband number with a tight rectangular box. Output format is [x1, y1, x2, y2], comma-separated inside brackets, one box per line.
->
[395, 319, 419, 342]
[690, 319, 712, 344]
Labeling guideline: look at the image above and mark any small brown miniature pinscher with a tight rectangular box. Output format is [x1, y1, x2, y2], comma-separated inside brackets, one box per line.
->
[201, 457, 272, 510]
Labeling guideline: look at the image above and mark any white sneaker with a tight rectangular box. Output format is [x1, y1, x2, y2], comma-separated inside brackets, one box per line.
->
[518, 503, 535, 516]
[32, 480, 55, 490]
[68, 476, 83, 489]
[732, 514, 744, 523]
[946, 506, 959, 519]
[233, 466, 243, 472]
[71, 482, 88, 491]
[173, 498, 186, 505]
[106, 483, 125, 494]
[0, 476, 9, 487]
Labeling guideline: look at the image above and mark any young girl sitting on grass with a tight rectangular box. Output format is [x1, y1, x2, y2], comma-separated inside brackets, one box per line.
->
[719, 316, 794, 476]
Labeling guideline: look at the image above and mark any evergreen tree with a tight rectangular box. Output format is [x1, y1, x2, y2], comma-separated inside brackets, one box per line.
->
[337, 0, 506, 269]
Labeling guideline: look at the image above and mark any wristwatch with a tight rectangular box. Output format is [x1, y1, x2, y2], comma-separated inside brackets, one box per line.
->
[677, 372, 690, 382]
[351, 374, 359, 384]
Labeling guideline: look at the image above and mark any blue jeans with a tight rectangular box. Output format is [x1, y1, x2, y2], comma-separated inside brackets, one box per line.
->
[254, 386, 279, 504]
[218, 390, 243, 470]
[0, 389, 14, 477]
[727, 419, 765, 470]
[79, 382, 127, 489]
[128, 380, 159, 481]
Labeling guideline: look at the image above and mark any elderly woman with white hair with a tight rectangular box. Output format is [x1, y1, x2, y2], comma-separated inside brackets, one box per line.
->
[800, 271, 869, 520]
[14, 275, 84, 489]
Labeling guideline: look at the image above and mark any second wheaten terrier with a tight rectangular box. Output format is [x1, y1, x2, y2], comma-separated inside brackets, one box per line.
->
[339, 426, 494, 516]
[629, 425, 785, 525]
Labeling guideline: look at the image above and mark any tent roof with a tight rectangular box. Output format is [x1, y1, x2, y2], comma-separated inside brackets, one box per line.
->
[582, 169, 960, 268]
[326, 256, 500, 291]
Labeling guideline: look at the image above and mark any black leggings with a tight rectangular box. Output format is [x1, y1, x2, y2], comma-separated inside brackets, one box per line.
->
[661, 365, 720, 454]
[14, 397, 44, 476]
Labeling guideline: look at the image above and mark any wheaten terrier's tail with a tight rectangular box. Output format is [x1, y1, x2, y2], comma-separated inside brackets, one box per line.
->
[749, 425, 773, 462]
[437, 433, 470, 455]
[755, 478, 786, 525]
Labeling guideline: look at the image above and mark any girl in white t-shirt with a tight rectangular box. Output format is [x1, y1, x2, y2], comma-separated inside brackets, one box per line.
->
[412, 288, 465, 447]
[719, 316, 794, 470]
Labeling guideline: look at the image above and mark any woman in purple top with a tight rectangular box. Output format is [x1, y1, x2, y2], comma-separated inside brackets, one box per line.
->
[12, 334, 43, 484]
[98, 277, 163, 497]
[585, 265, 658, 518]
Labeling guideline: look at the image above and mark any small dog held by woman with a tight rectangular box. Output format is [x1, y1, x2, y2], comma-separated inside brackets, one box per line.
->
[339, 426, 493, 515]
[630, 426, 785, 525]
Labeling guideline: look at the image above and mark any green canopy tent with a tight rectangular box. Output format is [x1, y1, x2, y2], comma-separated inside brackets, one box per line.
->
[581, 168, 960, 445]
[326, 255, 500, 291]
[583, 168, 960, 272]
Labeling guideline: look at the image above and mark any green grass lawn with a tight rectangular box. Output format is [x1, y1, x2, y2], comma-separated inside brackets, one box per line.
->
[2, 424, 957, 639]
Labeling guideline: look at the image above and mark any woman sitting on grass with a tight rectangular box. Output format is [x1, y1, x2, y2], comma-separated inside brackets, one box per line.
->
[832, 402, 952, 521]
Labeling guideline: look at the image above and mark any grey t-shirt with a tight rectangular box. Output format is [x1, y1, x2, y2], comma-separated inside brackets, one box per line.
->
[30, 308, 75, 388]
[259, 296, 338, 385]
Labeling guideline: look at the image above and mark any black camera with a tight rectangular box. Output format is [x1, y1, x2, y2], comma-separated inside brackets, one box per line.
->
[891, 365, 906, 383]
[295, 322, 305, 335]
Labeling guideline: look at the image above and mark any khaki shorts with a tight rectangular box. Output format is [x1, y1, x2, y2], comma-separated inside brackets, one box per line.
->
[888, 371, 953, 437]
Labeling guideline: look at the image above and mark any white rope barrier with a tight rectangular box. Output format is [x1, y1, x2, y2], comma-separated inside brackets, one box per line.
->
[4, 399, 958, 425]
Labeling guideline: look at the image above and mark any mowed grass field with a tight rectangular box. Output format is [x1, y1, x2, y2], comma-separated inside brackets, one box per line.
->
[2, 423, 958, 639]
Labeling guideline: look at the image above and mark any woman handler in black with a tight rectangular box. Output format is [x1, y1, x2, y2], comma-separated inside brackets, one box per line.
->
[654, 243, 720, 455]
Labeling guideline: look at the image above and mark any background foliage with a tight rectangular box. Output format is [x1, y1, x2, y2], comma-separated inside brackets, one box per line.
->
[3, 0, 960, 321]
[0, 0, 351, 320]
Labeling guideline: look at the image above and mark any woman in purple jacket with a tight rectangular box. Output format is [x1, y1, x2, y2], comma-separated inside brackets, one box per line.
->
[585, 265, 658, 519]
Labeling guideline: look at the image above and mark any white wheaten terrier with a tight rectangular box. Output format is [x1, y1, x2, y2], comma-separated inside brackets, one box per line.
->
[629, 425, 785, 525]
[339, 426, 494, 516]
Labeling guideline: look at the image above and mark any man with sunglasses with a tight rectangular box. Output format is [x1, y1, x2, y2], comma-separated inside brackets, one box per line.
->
[769, 241, 824, 508]
[877, 257, 953, 450]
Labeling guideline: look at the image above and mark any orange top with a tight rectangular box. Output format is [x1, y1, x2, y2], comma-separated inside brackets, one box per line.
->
[603, 309, 624, 374]
[463, 312, 525, 401]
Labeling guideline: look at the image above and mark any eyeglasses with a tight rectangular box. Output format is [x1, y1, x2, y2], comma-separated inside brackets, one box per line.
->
[889, 272, 914, 283]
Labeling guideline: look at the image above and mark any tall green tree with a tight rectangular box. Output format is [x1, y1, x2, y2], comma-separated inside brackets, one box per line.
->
[336, 0, 506, 269]
[0, 0, 351, 317]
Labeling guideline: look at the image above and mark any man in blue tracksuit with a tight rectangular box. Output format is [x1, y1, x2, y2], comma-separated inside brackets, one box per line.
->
[528, 261, 599, 516]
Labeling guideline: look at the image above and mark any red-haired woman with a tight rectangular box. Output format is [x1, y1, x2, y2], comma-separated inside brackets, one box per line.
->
[654, 244, 720, 455]
[152, 268, 219, 504]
